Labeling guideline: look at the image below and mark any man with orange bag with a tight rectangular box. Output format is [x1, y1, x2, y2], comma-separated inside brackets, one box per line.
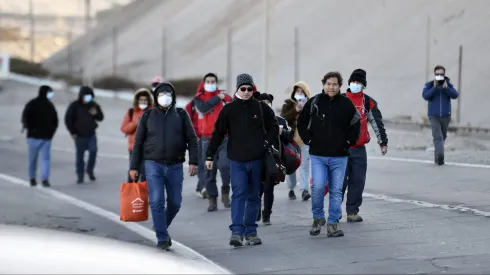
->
[129, 82, 199, 251]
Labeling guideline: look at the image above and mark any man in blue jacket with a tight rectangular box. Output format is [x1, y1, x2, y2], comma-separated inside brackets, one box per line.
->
[422, 65, 459, 165]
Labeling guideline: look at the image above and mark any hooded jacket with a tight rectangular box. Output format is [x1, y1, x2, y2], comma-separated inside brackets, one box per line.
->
[21, 85, 59, 139]
[120, 88, 154, 151]
[64, 86, 104, 137]
[193, 81, 232, 138]
[422, 77, 459, 117]
[130, 82, 199, 169]
[280, 81, 312, 146]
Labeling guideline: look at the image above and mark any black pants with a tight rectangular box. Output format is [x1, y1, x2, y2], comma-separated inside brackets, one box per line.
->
[260, 182, 275, 215]
[342, 146, 367, 215]
[128, 150, 146, 182]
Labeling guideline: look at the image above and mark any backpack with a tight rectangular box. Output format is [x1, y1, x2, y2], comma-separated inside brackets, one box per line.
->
[124, 108, 135, 137]
[307, 93, 371, 131]
[282, 140, 302, 175]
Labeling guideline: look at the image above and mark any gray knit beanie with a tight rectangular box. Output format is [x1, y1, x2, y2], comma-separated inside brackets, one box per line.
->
[236, 73, 254, 89]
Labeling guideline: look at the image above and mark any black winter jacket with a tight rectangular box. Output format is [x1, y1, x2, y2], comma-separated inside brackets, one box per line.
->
[130, 83, 198, 169]
[206, 98, 279, 162]
[64, 86, 104, 137]
[21, 88, 58, 139]
[297, 92, 361, 157]
[276, 115, 294, 147]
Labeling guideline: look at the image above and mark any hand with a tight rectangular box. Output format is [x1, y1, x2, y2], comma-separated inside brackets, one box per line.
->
[433, 80, 438, 86]
[129, 170, 139, 181]
[380, 146, 388, 155]
[188, 165, 198, 176]
[205, 160, 213, 170]
[279, 128, 283, 135]
[88, 107, 97, 115]
[442, 81, 448, 88]
[71, 134, 77, 140]
[218, 94, 225, 100]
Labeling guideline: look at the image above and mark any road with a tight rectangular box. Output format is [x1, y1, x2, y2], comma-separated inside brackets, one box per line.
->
[1, 80, 490, 274]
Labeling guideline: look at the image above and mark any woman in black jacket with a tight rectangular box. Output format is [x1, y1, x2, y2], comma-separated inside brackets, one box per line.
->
[255, 92, 294, 225]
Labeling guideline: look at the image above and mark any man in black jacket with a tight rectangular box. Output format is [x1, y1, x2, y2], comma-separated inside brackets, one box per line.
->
[205, 74, 279, 247]
[21, 85, 58, 187]
[129, 82, 198, 251]
[64, 86, 104, 184]
[297, 71, 360, 238]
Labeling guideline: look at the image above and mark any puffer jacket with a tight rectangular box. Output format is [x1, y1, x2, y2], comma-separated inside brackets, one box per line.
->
[120, 88, 154, 151]
[280, 81, 312, 146]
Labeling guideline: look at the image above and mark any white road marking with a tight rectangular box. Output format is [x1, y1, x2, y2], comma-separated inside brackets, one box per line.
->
[0, 173, 231, 274]
[363, 192, 490, 217]
[368, 156, 490, 169]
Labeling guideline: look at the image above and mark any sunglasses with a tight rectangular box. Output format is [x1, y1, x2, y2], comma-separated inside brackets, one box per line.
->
[239, 87, 254, 92]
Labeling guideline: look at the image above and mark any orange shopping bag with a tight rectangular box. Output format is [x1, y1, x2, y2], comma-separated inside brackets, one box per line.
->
[120, 181, 149, 222]
[309, 177, 329, 196]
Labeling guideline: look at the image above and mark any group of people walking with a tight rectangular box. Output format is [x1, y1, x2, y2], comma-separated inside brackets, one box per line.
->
[20, 65, 457, 251]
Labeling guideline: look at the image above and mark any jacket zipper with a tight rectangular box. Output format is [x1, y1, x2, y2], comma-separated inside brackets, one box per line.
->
[439, 89, 442, 116]
[328, 100, 332, 137]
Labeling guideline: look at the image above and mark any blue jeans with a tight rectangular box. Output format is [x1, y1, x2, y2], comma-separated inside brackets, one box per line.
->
[310, 155, 348, 224]
[27, 138, 52, 181]
[75, 135, 97, 181]
[229, 159, 263, 236]
[145, 160, 184, 242]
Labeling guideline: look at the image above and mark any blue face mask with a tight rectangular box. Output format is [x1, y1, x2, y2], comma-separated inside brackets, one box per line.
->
[83, 94, 93, 103]
[349, 83, 363, 93]
[46, 91, 54, 100]
[204, 84, 217, 92]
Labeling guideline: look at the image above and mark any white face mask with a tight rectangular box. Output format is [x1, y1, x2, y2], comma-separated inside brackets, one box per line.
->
[138, 103, 148, 110]
[204, 84, 217, 92]
[434, 75, 445, 81]
[157, 95, 172, 107]
[349, 83, 363, 93]
[294, 94, 306, 101]
[47, 91, 54, 99]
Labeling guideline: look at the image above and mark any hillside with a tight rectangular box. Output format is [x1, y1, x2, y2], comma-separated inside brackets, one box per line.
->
[41, 0, 490, 127]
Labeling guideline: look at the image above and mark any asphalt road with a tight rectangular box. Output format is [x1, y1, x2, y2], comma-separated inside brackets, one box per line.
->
[1, 80, 490, 274]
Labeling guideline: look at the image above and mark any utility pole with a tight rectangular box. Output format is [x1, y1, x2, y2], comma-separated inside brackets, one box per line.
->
[112, 27, 117, 76]
[456, 45, 463, 124]
[226, 27, 233, 94]
[294, 26, 300, 82]
[425, 16, 431, 82]
[67, 31, 73, 74]
[262, 0, 270, 92]
[29, 0, 35, 62]
[84, 0, 92, 85]
[161, 28, 167, 78]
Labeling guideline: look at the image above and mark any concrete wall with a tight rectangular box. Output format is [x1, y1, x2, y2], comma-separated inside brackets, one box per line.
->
[42, 0, 490, 127]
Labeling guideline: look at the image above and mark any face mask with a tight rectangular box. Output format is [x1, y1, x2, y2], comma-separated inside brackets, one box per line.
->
[434, 75, 444, 81]
[46, 91, 54, 99]
[204, 84, 217, 92]
[83, 94, 93, 103]
[138, 104, 148, 110]
[294, 94, 306, 101]
[157, 95, 172, 107]
[349, 83, 363, 93]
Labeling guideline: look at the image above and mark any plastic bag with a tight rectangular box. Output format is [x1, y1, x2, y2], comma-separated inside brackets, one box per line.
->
[120, 181, 149, 222]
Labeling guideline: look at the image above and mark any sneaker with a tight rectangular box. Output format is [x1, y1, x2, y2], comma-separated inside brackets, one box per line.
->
[30, 179, 37, 187]
[309, 217, 326, 236]
[435, 155, 445, 166]
[347, 214, 363, 223]
[245, 234, 262, 246]
[201, 188, 208, 199]
[41, 180, 50, 187]
[229, 234, 244, 247]
[207, 197, 218, 212]
[87, 173, 96, 182]
[76, 179, 84, 184]
[327, 223, 344, 237]
[288, 190, 296, 200]
[156, 241, 170, 251]
[301, 190, 311, 201]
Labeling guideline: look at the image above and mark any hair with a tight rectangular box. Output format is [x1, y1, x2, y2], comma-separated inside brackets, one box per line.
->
[203, 72, 218, 82]
[434, 65, 446, 73]
[321, 71, 343, 86]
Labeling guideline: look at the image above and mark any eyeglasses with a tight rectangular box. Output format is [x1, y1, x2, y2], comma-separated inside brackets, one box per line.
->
[239, 87, 254, 92]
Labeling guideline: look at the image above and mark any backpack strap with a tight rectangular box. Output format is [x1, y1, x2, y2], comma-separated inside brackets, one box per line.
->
[363, 94, 372, 112]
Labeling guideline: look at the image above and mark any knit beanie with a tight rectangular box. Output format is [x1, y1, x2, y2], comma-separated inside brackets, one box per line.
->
[348, 69, 367, 87]
[236, 73, 254, 89]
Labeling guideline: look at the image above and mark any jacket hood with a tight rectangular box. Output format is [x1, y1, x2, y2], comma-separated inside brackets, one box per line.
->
[153, 82, 176, 108]
[132, 88, 154, 107]
[78, 86, 94, 101]
[38, 85, 52, 98]
[195, 81, 205, 97]
[289, 81, 311, 101]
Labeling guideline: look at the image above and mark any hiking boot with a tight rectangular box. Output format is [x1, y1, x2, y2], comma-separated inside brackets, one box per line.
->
[87, 173, 96, 182]
[207, 197, 218, 212]
[30, 179, 37, 187]
[301, 190, 311, 201]
[245, 234, 262, 246]
[309, 217, 326, 236]
[41, 180, 50, 187]
[347, 214, 363, 223]
[262, 210, 271, 226]
[229, 234, 244, 247]
[222, 192, 231, 208]
[327, 223, 344, 237]
[288, 190, 296, 200]
[156, 241, 170, 251]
